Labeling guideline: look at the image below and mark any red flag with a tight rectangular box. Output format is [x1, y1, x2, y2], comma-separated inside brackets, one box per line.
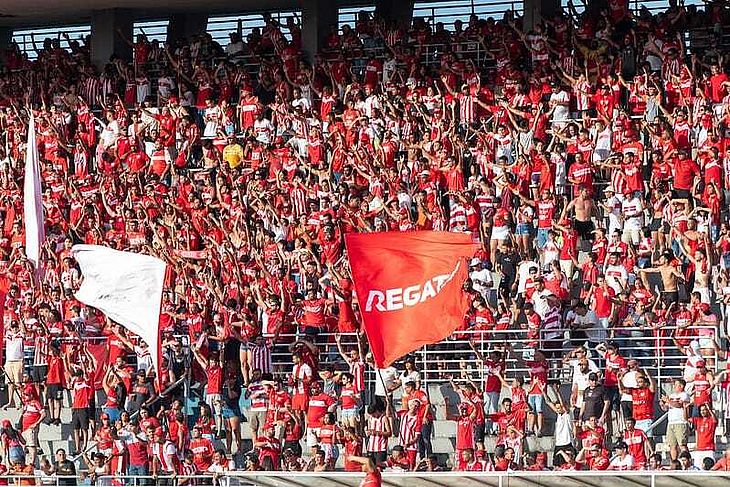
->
[345, 231, 477, 367]
[87, 341, 110, 390]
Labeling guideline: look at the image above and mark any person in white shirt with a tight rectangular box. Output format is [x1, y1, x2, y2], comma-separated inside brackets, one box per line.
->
[621, 191, 645, 245]
[3, 321, 25, 409]
[469, 258, 493, 301]
[549, 82, 570, 128]
[661, 378, 690, 461]
[543, 386, 574, 464]
[599, 186, 624, 236]
[225, 33, 245, 57]
[608, 442, 635, 470]
[566, 351, 600, 417]
[253, 113, 275, 145]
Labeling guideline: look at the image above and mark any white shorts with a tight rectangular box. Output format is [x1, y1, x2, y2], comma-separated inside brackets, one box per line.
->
[306, 427, 321, 447]
[491, 226, 509, 241]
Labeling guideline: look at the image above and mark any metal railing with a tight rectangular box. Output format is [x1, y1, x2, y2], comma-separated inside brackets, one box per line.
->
[269, 326, 720, 395]
[15, 471, 730, 486]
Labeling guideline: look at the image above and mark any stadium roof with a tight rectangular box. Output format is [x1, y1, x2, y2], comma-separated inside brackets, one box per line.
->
[0, 0, 302, 27]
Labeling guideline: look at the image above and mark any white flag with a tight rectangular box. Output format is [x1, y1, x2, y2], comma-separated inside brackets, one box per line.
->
[72, 244, 167, 382]
[23, 114, 44, 270]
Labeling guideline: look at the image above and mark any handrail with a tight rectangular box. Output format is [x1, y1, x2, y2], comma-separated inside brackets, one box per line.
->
[129, 375, 188, 419]
[644, 410, 669, 435]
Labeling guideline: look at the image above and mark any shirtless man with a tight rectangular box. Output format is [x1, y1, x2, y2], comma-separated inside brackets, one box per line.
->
[562, 186, 597, 242]
[681, 246, 712, 303]
[638, 252, 685, 306]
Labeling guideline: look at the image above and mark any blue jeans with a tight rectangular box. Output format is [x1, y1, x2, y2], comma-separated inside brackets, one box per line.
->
[419, 422, 433, 458]
[537, 228, 550, 249]
[127, 464, 148, 485]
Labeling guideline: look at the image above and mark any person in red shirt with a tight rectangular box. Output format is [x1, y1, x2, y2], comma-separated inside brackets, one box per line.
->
[192, 347, 224, 436]
[254, 423, 282, 471]
[457, 447, 484, 471]
[348, 455, 381, 487]
[189, 425, 214, 472]
[621, 417, 652, 468]
[690, 403, 718, 466]
[305, 382, 337, 447]
[45, 344, 65, 426]
[671, 149, 700, 198]
[64, 352, 97, 456]
[19, 390, 46, 466]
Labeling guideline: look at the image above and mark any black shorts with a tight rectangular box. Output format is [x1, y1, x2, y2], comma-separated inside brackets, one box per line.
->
[283, 440, 302, 457]
[473, 422, 486, 444]
[661, 291, 679, 307]
[369, 451, 387, 465]
[605, 386, 620, 411]
[72, 408, 89, 431]
[46, 384, 63, 401]
[31, 365, 47, 384]
[573, 219, 595, 241]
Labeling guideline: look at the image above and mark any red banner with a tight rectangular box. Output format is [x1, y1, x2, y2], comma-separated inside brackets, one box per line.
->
[173, 249, 209, 259]
[345, 231, 477, 367]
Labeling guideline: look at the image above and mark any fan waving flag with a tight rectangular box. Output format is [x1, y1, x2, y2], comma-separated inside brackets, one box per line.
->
[345, 231, 477, 367]
[23, 114, 44, 271]
[71, 245, 167, 387]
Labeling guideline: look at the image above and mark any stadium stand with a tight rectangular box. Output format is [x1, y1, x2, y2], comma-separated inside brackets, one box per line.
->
[0, 0, 729, 484]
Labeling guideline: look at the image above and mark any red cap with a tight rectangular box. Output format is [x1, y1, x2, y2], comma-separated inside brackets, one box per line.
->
[697, 359, 706, 367]
[100, 413, 110, 420]
[1, 420, 10, 428]
[154, 427, 165, 436]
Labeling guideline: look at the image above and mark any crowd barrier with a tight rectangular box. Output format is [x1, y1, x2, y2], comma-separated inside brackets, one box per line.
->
[9, 470, 730, 486]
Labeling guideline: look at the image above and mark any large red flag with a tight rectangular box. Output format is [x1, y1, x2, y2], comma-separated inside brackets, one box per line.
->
[345, 231, 477, 367]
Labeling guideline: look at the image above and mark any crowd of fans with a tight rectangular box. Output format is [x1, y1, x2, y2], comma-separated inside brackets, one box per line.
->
[1, 0, 730, 482]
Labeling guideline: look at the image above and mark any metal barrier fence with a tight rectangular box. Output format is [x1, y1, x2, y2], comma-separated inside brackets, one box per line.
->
[13, 471, 730, 486]
[269, 326, 720, 394]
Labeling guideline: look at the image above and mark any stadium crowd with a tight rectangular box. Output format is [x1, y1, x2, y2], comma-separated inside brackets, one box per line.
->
[1, 0, 730, 482]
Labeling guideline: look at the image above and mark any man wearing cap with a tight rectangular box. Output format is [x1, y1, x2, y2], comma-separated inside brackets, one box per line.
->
[580, 374, 610, 426]
[607, 441, 635, 470]
[598, 185, 623, 236]
[469, 258, 493, 300]
[254, 422, 282, 471]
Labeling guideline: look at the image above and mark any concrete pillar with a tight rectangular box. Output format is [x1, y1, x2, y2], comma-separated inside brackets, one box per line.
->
[167, 13, 209, 46]
[301, 0, 338, 61]
[0, 27, 12, 66]
[375, 0, 415, 28]
[91, 8, 134, 69]
[524, 0, 562, 31]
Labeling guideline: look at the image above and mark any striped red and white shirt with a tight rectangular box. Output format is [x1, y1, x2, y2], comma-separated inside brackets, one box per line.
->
[349, 360, 365, 393]
[33, 334, 49, 366]
[366, 415, 389, 453]
[249, 342, 272, 374]
[398, 412, 420, 452]
[152, 440, 178, 473]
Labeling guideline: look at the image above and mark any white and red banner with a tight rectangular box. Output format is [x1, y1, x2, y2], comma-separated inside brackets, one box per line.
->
[345, 231, 477, 367]
[23, 114, 44, 271]
[71, 245, 167, 387]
